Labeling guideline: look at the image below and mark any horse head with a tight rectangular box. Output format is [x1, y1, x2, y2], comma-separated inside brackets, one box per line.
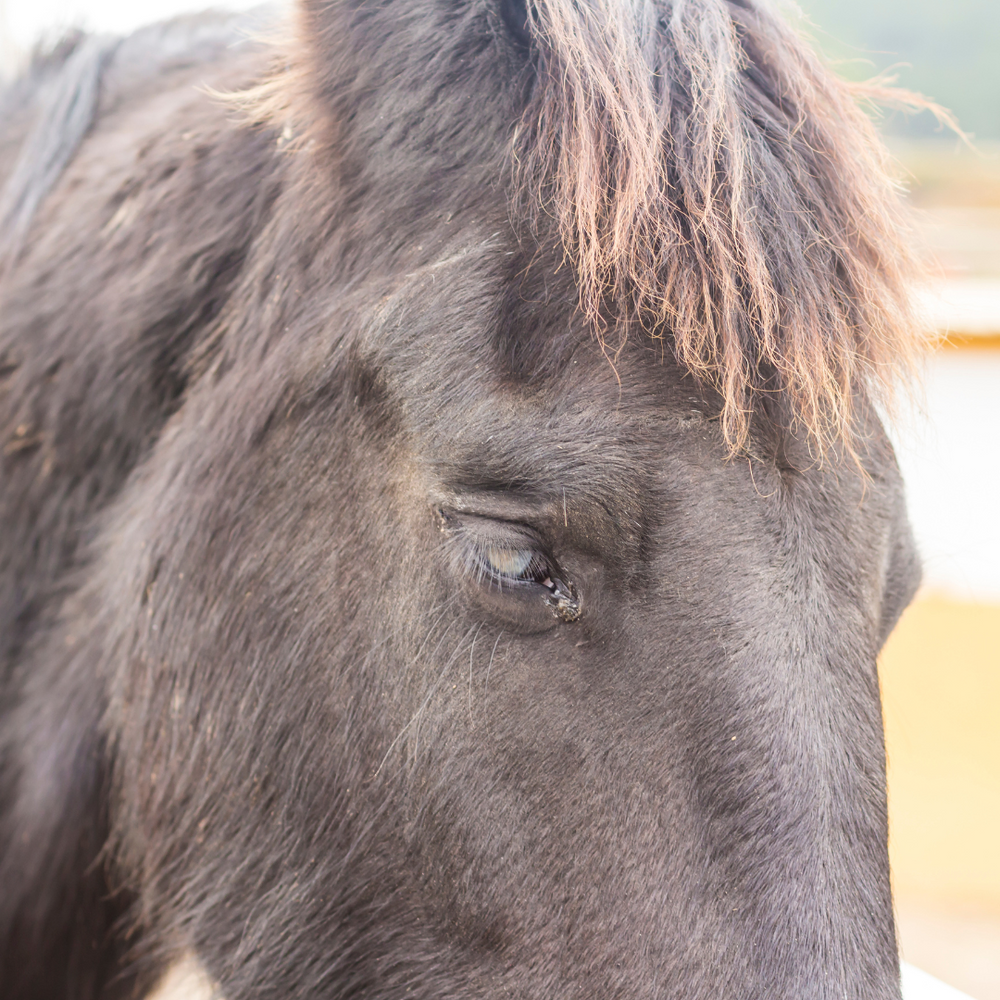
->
[0, 1, 923, 997]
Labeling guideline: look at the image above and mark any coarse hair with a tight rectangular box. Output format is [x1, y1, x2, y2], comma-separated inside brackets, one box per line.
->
[513, 0, 937, 457]
[233, 0, 942, 460]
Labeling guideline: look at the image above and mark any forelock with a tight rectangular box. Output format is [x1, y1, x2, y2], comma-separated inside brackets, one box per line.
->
[512, 0, 930, 459]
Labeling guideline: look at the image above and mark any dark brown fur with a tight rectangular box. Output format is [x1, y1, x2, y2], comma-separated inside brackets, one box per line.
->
[0, 3, 921, 998]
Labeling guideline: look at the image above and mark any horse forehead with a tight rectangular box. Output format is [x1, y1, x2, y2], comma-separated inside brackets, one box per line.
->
[372, 327, 691, 477]
[358, 240, 701, 444]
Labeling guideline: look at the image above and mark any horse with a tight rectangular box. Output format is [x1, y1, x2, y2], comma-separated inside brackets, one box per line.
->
[0, 0, 926, 997]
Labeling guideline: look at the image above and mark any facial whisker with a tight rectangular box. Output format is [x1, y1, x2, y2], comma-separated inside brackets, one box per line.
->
[468, 620, 486, 721]
[411, 623, 478, 766]
[484, 630, 504, 705]
[359, 593, 460, 667]
[373, 620, 475, 778]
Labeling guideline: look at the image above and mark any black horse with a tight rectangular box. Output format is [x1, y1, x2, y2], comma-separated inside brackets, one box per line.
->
[0, 1, 924, 997]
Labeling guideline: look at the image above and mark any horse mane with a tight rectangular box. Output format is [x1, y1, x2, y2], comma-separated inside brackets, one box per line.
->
[514, 0, 932, 456]
[0, 33, 121, 265]
[0, 11, 264, 272]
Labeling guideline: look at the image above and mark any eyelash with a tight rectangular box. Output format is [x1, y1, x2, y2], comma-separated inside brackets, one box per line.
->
[436, 510, 582, 622]
[455, 531, 553, 591]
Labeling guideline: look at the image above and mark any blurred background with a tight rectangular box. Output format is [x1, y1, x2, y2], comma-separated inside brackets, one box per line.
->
[1, 0, 998, 996]
[793, 4, 1000, 1000]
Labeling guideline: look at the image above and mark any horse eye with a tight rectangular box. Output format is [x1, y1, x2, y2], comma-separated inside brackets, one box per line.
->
[478, 541, 581, 621]
[435, 510, 580, 619]
[472, 538, 553, 588]
[485, 545, 537, 580]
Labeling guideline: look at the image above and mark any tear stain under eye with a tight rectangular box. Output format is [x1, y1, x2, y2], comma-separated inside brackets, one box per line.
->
[548, 580, 581, 623]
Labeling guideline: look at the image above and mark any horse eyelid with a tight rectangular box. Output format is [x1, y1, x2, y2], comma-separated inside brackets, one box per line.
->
[434, 509, 555, 590]
[465, 536, 551, 589]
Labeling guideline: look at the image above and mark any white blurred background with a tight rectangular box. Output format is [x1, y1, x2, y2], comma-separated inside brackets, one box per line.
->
[1, 0, 266, 54]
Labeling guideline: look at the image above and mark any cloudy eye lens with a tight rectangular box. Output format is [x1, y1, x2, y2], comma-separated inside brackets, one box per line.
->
[478, 542, 553, 588]
[485, 546, 534, 579]
[435, 509, 560, 592]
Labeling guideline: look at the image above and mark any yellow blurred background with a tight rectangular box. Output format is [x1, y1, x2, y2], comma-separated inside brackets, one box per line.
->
[882, 597, 1000, 998]
[877, 138, 1000, 999]
[884, 598, 1000, 905]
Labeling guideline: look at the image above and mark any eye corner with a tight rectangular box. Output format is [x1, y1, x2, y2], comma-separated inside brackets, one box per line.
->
[433, 507, 455, 533]
[547, 582, 582, 623]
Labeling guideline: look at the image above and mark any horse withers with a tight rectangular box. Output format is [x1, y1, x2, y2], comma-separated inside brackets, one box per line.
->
[0, 1, 924, 997]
